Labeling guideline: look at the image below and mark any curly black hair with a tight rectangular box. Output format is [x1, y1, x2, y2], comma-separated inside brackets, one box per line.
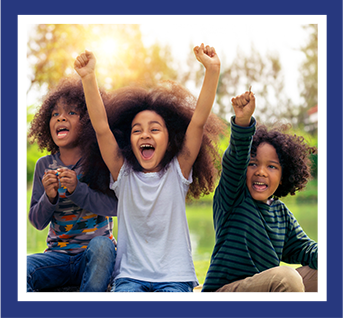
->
[28, 75, 113, 195]
[251, 123, 317, 198]
[81, 80, 227, 200]
[29, 76, 89, 153]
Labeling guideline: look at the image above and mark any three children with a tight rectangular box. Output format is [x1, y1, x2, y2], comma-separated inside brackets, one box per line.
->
[28, 45, 318, 293]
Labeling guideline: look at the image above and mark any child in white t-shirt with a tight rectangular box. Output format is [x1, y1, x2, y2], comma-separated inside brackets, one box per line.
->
[74, 44, 225, 292]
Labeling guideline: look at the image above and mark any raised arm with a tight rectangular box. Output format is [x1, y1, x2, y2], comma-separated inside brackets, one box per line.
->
[213, 90, 256, 228]
[231, 90, 255, 127]
[178, 44, 220, 178]
[74, 50, 123, 181]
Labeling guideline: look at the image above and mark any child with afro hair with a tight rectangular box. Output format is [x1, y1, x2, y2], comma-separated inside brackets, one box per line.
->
[27, 76, 118, 292]
[75, 44, 226, 292]
[203, 90, 318, 293]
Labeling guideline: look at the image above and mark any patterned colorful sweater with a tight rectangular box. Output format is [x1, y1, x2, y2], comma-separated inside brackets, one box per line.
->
[202, 117, 318, 292]
[29, 153, 118, 254]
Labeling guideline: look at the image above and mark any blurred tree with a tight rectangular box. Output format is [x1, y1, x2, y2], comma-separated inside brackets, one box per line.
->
[296, 24, 318, 131]
[185, 45, 298, 126]
[27, 24, 177, 94]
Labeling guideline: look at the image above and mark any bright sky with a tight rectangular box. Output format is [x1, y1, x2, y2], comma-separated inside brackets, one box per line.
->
[140, 19, 310, 105]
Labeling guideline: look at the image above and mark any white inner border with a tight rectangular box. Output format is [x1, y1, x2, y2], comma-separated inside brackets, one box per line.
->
[18, 15, 327, 302]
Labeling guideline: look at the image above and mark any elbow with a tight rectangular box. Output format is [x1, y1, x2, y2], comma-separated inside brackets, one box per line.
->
[95, 127, 111, 139]
[31, 221, 46, 231]
[29, 215, 48, 231]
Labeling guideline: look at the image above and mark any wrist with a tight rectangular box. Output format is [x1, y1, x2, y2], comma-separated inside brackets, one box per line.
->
[81, 72, 96, 82]
[234, 116, 252, 127]
[205, 64, 220, 74]
[47, 193, 58, 205]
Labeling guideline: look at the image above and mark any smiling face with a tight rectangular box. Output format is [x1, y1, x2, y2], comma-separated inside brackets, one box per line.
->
[246, 142, 282, 203]
[49, 100, 81, 150]
[130, 110, 169, 173]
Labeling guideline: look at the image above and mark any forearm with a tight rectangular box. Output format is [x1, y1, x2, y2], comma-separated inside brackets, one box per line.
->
[283, 238, 318, 269]
[283, 215, 318, 269]
[215, 117, 256, 208]
[81, 73, 110, 135]
[192, 66, 220, 127]
[29, 160, 57, 230]
[81, 73, 122, 180]
[226, 117, 256, 173]
[29, 193, 57, 230]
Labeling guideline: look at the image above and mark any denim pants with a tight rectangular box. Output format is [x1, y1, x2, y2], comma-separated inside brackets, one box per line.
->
[27, 236, 116, 292]
[112, 278, 194, 292]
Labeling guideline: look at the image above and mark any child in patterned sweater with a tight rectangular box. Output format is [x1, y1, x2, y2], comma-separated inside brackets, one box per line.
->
[27, 76, 118, 292]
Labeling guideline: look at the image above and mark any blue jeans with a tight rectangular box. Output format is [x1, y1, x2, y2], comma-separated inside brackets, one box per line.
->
[112, 278, 194, 292]
[27, 236, 116, 292]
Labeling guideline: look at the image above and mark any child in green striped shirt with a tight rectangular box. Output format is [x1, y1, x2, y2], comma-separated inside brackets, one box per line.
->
[203, 90, 317, 292]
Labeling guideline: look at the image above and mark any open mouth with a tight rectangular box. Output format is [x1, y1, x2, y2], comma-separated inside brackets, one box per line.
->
[253, 182, 268, 191]
[140, 144, 155, 160]
[56, 127, 69, 139]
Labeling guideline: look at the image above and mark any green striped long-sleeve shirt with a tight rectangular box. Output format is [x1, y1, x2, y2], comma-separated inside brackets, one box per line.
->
[202, 117, 318, 292]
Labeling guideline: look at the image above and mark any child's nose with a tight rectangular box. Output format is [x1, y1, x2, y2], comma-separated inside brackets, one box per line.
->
[141, 131, 151, 139]
[57, 113, 67, 122]
[255, 166, 267, 177]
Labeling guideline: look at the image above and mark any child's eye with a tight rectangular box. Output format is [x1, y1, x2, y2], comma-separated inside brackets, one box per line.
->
[52, 112, 59, 117]
[269, 165, 277, 169]
[151, 128, 160, 132]
[248, 162, 257, 167]
[69, 111, 77, 115]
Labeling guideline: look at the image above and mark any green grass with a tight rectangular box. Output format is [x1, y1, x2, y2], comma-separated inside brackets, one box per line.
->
[194, 259, 211, 285]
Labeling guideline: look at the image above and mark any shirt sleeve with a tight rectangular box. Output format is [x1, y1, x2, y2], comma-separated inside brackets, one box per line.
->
[28, 157, 58, 230]
[66, 181, 118, 217]
[282, 211, 318, 269]
[213, 116, 256, 228]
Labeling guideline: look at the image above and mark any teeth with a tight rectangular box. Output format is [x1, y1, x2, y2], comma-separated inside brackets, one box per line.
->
[254, 182, 265, 185]
[140, 144, 153, 148]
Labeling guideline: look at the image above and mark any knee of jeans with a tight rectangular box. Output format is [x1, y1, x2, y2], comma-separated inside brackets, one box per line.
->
[87, 236, 116, 258]
[273, 266, 304, 292]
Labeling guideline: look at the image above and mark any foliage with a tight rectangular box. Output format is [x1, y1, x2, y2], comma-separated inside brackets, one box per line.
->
[28, 24, 178, 93]
[297, 24, 318, 127]
[182, 26, 318, 135]
[27, 141, 48, 185]
[184, 45, 300, 127]
[27, 105, 49, 184]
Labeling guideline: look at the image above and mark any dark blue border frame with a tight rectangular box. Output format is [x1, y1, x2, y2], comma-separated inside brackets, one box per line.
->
[2, 1, 342, 317]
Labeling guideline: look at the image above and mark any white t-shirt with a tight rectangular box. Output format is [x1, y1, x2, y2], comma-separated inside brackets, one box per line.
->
[110, 157, 198, 286]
